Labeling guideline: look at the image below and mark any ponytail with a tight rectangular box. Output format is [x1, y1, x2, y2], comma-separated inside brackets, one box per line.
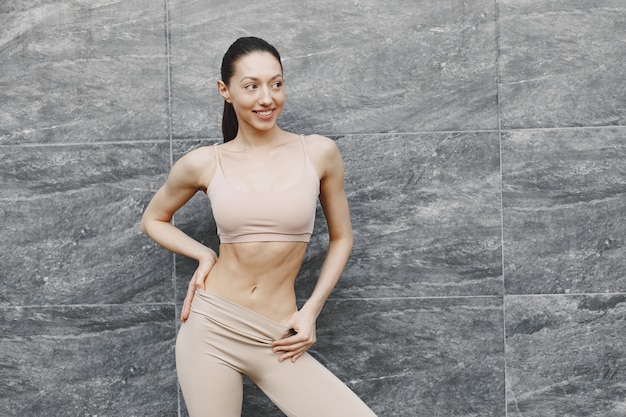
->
[222, 101, 238, 143]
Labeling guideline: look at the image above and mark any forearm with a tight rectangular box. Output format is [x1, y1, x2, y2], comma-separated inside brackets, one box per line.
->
[301, 235, 353, 317]
[141, 218, 216, 262]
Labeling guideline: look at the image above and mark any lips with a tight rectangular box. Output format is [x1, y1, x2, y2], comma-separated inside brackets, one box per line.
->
[253, 109, 275, 120]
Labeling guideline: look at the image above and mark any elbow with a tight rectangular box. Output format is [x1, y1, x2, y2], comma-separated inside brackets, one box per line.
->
[346, 234, 354, 253]
[329, 231, 353, 253]
[139, 216, 148, 236]
[140, 212, 172, 238]
[139, 212, 153, 236]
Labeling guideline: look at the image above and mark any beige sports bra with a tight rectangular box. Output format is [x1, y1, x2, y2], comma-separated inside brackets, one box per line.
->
[207, 135, 320, 243]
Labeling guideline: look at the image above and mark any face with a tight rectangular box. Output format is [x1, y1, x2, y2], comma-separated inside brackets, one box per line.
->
[218, 51, 285, 134]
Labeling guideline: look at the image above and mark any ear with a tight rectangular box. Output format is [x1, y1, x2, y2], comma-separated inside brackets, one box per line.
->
[217, 80, 231, 103]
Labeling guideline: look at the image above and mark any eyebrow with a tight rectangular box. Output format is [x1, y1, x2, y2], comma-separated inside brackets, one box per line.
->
[239, 74, 283, 82]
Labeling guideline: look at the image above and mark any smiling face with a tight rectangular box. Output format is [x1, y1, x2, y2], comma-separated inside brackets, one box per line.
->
[218, 51, 285, 136]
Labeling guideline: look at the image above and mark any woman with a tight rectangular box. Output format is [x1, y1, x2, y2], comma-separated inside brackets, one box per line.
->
[141, 37, 377, 417]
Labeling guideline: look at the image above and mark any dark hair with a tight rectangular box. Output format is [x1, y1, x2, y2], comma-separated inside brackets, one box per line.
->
[220, 37, 283, 142]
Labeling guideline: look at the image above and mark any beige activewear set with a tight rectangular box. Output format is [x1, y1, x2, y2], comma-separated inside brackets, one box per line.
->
[176, 136, 377, 416]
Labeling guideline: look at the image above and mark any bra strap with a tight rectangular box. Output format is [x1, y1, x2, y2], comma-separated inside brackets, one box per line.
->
[213, 143, 224, 175]
[299, 134, 310, 159]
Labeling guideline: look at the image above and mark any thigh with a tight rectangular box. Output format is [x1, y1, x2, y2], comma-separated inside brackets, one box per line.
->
[176, 316, 243, 417]
[252, 353, 377, 417]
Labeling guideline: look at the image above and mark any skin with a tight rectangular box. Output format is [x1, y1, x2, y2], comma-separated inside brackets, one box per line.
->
[141, 52, 352, 363]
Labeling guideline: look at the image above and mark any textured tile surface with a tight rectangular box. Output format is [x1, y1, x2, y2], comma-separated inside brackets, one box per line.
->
[0, 303, 177, 416]
[168, 0, 498, 138]
[499, 0, 626, 128]
[0, 0, 168, 144]
[314, 297, 504, 416]
[506, 294, 626, 417]
[298, 132, 503, 299]
[502, 127, 626, 294]
[0, 142, 173, 306]
[3, 1, 625, 416]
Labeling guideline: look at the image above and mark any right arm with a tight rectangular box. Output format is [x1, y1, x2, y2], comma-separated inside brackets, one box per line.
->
[140, 147, 217, 321]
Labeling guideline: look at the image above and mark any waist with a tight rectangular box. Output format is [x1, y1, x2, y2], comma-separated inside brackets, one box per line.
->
[191, 289, 293, 340]
[215, 241, 307, 273]
[203, 242, 306, 322]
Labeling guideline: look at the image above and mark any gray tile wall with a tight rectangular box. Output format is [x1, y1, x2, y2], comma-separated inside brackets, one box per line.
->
[1, 1, 624, 416]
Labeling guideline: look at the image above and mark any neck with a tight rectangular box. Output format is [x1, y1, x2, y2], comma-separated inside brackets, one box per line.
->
[234, 125, 285, 150]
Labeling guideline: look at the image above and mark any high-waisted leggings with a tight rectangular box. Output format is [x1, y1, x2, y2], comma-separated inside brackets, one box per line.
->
[176, 289, 378, 417]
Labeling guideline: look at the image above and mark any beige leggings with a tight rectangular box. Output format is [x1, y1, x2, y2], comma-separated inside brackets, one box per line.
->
[176, 289, 378, 417]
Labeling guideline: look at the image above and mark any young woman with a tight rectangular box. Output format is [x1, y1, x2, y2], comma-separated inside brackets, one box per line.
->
[141, 37, 377, 417]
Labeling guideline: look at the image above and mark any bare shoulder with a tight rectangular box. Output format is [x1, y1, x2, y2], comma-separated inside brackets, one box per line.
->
[303, 134, 339, 154]
[170, 144, 217, 190]
[303, 134, 344, 179]
[175, 145, 215, 167]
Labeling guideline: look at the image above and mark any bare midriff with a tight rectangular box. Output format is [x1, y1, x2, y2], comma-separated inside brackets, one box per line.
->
[203, 241, 308, 324]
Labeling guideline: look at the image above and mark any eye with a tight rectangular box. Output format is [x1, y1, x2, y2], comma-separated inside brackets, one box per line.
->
[245, 83, 257, 91]
[272, 81, 283, 89]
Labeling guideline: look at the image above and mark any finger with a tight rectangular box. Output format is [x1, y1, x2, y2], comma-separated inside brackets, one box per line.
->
[272, 336, 315, 351]
[271, 336, 295, 348]
[272, 331, 313, 346]
[273, 340, 307, 353]
[187, 275, 196, 293]
[181, 279, 197, 322]
[273, 340, 314, 360]
[180, 299, 190, 322]
[272, 338, 302, 350]
[279, 347, 308, 363]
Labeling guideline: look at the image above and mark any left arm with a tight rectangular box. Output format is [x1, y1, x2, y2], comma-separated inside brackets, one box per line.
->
[272, 136, 353, 362]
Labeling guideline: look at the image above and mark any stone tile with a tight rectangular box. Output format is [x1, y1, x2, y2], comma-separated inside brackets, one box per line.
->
[298, 132, 503, 299]
[168, 0, 498, 139]
[502, 127, 626, 294]
[0, 1, 168, 144]
[506, 294, 626, 417]
[498, 0, 626, 128]
[0, 303, 177, 416]
[312, 297, 505, 416]
[0, 142, 173, 306]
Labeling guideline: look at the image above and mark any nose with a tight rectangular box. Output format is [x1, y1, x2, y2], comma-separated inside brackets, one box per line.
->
[258, 85, 272, 106]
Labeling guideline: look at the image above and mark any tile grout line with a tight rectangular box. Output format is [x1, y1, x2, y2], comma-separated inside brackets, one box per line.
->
[0, 302, 177, 309]
[493, 0, 508, 414]
[301, 291, 626, 304]
[2, 125, 625, 149]
[502, 292, 626, 298]
[162, 1, 182, 416]
[3, 291, 625, 310]
[305, 295, 506, 303]
[163, 0, 175, 325]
